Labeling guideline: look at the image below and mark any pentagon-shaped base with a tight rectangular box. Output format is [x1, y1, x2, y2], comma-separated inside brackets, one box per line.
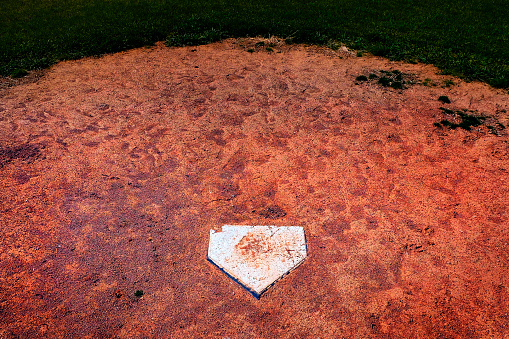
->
[207, 225, 307, 298]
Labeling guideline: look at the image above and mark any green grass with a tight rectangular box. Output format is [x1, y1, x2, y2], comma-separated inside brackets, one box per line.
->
[1, 0, 508, 88]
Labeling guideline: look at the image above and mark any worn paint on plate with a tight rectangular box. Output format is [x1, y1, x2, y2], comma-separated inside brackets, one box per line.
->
[208, 225, 307, 298]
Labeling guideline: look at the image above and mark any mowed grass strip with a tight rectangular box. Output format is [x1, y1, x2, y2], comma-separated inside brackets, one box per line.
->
[1, 0, 508, 88]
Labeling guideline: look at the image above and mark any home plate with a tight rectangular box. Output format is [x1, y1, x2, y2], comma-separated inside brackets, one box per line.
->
[207, 225, 307, 298]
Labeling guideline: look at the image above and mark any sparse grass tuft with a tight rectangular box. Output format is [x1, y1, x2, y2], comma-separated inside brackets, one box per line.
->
[436, 107, 487, 131]
[422, 78, 437, 87]
[355, 69, 414, 89]
[442, 79, 455, 88]
[327, 40, 341, 51]
[378, 76, 392, 87]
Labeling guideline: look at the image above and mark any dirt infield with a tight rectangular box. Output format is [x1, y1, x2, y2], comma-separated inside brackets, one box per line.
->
[1, 39, 508, 338]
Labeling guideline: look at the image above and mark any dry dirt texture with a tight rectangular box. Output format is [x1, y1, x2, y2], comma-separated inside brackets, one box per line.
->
[1, 39, 509, 338]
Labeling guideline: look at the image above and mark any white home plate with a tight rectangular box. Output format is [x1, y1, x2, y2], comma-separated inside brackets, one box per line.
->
[207, 225, 307, 298]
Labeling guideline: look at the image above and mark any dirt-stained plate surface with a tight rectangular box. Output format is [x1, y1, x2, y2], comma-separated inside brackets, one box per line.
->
[1, 39, 508, 338]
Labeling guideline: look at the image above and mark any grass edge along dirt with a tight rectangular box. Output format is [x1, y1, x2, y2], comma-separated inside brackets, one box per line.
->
[1, 0, 508, 89]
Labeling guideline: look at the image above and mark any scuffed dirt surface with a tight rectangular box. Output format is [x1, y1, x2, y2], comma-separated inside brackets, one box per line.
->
[1, 39, 509, 338]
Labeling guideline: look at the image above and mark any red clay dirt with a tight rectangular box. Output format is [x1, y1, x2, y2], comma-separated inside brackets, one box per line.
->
[1, 38, 508, 338]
